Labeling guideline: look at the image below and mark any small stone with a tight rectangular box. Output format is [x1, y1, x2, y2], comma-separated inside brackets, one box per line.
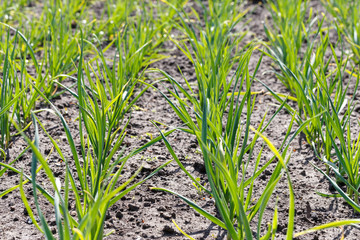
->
[162, 225, 176, 234]
[25, 217, 33, 224]
[128, 204, 139, 211]
[115, 212, 123, 220]
[160, 212, 172, 220]
[50, 218, 56, 226]
[23, 208, 29, 216]
[145, 198, 155, 203]
[8, 170, 17, 176]
[193, 162, 206, 174]
[157, 206, 166, 212]
[190, 143, 197, 148]
[141, 163, 153, 173]
[142, 224, 151, 229]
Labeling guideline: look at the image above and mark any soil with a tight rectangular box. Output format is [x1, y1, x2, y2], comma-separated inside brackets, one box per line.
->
[1, 1, 360, 240]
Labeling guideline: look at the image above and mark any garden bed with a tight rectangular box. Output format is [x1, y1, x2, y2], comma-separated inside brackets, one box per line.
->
[0, 0, 360, 239]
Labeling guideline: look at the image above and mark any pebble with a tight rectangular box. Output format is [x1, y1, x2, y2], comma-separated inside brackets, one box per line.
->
[128, 204, 140, 211]
[116, 211, 123, 220]
[162, 225, 176, 234]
